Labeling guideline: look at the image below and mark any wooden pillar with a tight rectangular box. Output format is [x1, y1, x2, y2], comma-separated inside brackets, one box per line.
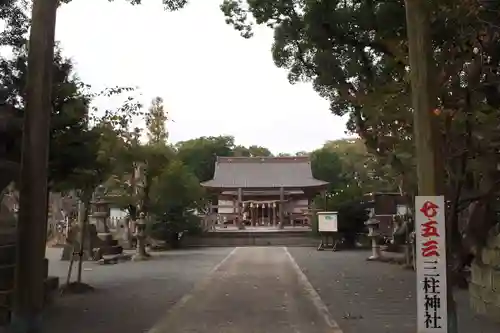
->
[232, 199, 236, 226]
[268, 204, 271, 226]
[249, 203, 253, 226]
[252, 203, 257, 227]
[237, 188, 244, 229]
[279, 187, 285, 229]
[272, 203, 276, 226]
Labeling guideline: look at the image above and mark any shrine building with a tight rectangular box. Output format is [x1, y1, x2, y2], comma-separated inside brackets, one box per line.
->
[201, 156, 328, 228]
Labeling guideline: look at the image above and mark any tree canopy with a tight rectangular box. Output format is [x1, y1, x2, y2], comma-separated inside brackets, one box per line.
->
[220, 0, 500, 258]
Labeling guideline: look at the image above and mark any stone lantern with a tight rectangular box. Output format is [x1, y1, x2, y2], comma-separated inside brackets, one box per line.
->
[92, 185, 109, 234]
[91, 185, 124, 263]
[132, 212, 150, 261]
[365, 217, 381, 261]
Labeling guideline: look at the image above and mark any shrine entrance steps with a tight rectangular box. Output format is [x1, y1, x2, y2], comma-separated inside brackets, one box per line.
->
[184, 227, 319, 247]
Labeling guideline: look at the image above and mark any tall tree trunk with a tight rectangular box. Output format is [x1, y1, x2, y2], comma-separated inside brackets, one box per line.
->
[12, 1, 58, 330]
[404, 0, 458, 331]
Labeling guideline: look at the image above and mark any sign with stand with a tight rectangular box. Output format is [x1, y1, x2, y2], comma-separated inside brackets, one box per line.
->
[317, 211, 339, 251]
[415, 196, 448, 333]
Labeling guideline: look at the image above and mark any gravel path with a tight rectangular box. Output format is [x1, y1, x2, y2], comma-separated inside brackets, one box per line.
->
[42, 247, 233, 333]
[287, 248, 500, 333]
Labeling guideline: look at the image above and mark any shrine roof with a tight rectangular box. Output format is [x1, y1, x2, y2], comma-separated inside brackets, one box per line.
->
[201, 156, 328, 189]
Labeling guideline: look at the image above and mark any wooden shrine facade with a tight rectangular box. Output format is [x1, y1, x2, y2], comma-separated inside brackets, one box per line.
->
[201, 156, 328, 229]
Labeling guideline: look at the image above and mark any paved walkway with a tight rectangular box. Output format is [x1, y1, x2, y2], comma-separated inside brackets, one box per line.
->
[148, 247, 338, 333]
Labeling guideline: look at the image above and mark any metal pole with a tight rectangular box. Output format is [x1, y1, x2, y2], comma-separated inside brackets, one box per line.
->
[12, 0, 58, 332]
[404, 0, 457, 331]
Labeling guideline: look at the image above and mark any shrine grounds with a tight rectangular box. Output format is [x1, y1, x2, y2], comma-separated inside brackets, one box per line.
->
[39, 247, 500, 333]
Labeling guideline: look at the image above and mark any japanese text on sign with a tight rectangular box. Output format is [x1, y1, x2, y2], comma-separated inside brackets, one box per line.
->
[415, 196, 448, 333]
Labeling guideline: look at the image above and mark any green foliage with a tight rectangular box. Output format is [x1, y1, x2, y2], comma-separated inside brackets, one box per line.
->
[310, 147, 343, 194]
[233, 145, 272, 157]
[0, 44, 104, 190]
[150, 160, 204, 213]
[145, 96, 168, 145]
[175, 136, 235, 182]
[221, 0, 500, 255]
[118, 0, 189, 11]
[149, 160, 205, 241]
[336, 201, 369, 246]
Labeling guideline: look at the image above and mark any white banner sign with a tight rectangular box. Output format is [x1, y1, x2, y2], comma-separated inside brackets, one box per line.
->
[415, 196, 448, 333]
[317, 212, 338, 232]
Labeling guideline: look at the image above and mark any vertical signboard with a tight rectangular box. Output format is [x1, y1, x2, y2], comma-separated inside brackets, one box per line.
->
[415, 196, 448, 333]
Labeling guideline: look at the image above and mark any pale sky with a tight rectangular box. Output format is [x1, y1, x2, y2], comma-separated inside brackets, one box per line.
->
[55, 0, 350, 154]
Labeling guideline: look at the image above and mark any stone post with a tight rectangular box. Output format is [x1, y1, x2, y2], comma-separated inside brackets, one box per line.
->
[279, 187, 285, 229]
[132, 212, 150, 261]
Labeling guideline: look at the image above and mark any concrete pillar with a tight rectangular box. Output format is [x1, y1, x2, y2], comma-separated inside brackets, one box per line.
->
[279, 187, 285, 229]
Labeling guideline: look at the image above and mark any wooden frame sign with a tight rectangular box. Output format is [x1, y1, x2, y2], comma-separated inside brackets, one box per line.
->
[317, 211, 338, 232]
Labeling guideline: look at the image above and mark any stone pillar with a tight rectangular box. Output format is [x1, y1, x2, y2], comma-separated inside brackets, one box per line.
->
[279, 187, 285, 229]
[237, 187, 244, 230]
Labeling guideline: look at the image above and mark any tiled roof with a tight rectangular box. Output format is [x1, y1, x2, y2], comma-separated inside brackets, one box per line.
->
[201, 156, 328, 189]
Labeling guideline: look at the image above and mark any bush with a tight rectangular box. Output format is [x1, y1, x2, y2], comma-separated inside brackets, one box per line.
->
[148, 210, 202, 248]
[336, 201, 369, 247]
